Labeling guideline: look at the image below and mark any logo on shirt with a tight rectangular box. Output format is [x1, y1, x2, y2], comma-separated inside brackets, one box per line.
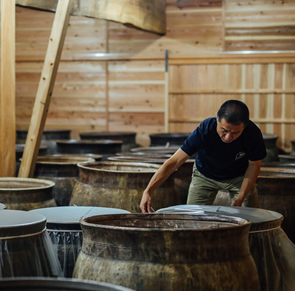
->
[235, 151, 246, 160]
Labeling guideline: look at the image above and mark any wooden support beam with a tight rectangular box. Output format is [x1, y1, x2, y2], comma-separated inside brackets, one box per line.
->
[0, 0, 16, 177]
[18, 0, 72, 178]
[164, 50, 169, 133]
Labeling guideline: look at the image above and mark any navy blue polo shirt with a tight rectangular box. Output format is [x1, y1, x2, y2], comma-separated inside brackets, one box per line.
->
[181, 117, 267, 180]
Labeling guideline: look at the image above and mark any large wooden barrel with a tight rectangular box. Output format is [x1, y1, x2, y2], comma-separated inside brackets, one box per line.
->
[73, 213, 260, 291]
[149, 133, 190, 146]
[0, 210, 62, 277]
[33, 155, 96, 206]
[0, 178, 56, 210]
[56, 139, 123, 160]
[0, 278, 134, 291]
[15, 144, 48, 176]
[30, 206, 130, 278]
[16, 129, 71, 154]
[262, 133, 279, 162]
[70, 161, 180, 212]
[108, 156, 194, 204]
[80, 131, 137, 152]
[257, 166, 295, 243]
[156, 205, 287, 291]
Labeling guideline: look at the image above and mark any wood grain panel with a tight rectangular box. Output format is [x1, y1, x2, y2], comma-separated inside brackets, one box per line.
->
[224, 0, 295, 51]
[168, 61, 295, 151]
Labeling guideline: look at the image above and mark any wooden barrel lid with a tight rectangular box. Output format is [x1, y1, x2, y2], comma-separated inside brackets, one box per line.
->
[0, 210, 46, 238]
[156, 205, 283, 232]
[30, 206, 130, 230]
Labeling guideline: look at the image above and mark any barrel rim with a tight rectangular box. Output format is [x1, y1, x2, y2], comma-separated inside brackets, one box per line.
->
[0, 277, 134, 291]
[56, 139, 123, 145]
[108, 156, 195, 164]
[77, 161, 160, 173]
[259, 166, 295, 178]
[131, 146, 179, 152]
[34, 155, 95, 165]
[0, 177, 55, 190]
[80, 213, 251, 232]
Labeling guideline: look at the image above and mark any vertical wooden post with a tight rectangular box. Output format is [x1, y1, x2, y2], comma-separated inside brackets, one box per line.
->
[18, 0, 72, 178]
[0, 0, 16, 177]
[164, 50, 169, 132]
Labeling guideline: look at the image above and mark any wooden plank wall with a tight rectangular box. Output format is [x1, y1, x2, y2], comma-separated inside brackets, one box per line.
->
[168, 55, 295, 151]
[224, 0, 295, 51]
[10, 1, 295, 148]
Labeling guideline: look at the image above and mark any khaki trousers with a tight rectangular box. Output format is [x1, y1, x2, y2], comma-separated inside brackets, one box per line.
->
[187, 163, 259, 207]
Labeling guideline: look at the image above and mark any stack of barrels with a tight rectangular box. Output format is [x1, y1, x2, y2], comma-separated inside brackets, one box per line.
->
[1, 130, 295, 291]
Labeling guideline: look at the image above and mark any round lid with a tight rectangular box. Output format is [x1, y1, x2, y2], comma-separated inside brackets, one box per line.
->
[30, 206, 131, 230]
[0, 210, 46, 238]
[156, 205, 283, 231]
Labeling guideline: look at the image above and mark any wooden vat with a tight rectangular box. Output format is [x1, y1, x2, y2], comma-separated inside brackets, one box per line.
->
[80, 131, 137, 152]
[15, 144, 47, 176]
[33, 155, 96, 206]
[73, 213, 260, 291]
[0, 178, 56, 210]
[30, 206, 130, 278]
[0, 210, 62, 277]
[70, 161, 180, 213]
[16, 129, 71, 155]
[156, 205, 286, 291]
[56, 140, 123, 161]
[262, 133, 279, 162]
[257, 167, 295, 243]
[149, 133, 190, 146]
[108, 156, 194, 204]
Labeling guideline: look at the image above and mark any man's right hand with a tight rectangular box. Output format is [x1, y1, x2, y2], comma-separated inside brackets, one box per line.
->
[140, 191, 152, 213]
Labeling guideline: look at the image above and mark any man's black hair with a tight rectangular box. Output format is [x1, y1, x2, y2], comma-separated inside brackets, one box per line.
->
[217, 100, 249, 127]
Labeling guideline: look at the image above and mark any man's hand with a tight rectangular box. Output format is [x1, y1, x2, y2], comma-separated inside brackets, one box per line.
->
[231, 198, 243, 207]
[140, 191, 152, 213]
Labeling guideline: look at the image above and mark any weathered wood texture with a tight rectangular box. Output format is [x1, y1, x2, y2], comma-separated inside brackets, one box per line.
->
[168, 60, 295, 151]
[16, 0, 166, 35]
[9, 1, 295, 149]
[0, 0, 16, 177]
[224, 0, 295, 51]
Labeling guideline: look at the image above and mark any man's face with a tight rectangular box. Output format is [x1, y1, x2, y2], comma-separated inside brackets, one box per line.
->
[216, 117, 245, 143]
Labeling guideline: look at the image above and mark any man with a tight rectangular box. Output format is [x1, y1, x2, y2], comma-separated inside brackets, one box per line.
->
[140, 100, 267, 213]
